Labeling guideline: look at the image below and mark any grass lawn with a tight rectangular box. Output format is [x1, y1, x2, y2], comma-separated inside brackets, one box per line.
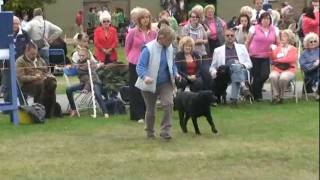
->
[0, 101, 318, 180]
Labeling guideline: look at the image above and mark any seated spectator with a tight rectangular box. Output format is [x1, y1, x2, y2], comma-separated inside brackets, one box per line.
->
[299, 32, 319, 99]
[210, 29, 252, 104]
[270, 29, 297, 103]
[72, 33, 96, 64]
[16, 41, 53, 102]
[175, 36, 204, 92]
[65, 47, 109, 118]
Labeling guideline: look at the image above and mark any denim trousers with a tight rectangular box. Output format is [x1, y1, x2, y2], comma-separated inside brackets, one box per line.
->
[66, 83, 108, 114]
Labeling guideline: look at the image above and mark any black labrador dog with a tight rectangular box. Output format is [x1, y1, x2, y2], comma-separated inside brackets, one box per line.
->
[174, 90, 218, 135]
[39, 76, 62, 118]
[214, 65, 230, 104]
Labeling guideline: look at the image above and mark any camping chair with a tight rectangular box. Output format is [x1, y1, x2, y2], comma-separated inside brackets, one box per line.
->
[49, 48, 66, 75]
[297, 39, 309, 101]
[239, 69, 253, 104]
[63, 60, 97, 118]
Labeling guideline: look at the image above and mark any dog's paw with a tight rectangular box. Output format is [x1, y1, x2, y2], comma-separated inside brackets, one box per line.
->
[212, 129, 218, 134]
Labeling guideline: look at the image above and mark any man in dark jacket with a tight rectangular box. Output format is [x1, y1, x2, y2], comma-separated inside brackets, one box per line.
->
[1, 16, 30, 105]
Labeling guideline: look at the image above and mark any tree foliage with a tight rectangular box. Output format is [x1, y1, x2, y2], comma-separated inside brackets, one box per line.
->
[4, 0, 56, 12]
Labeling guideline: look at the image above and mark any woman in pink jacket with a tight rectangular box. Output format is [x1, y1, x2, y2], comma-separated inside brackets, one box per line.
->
[246, 12, 280, 101]
[302, 6, 320, 36]
[125, 8, 157, 123]
[269, 29, 297, 103]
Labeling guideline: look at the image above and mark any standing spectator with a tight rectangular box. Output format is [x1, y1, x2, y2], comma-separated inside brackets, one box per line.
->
[227, 16, 238, 29]
[125, 8, 157, 123]
[246, 12, 280, 101]
[240, 6, 253, 20]
[23, 8, 63, 64]
[269, 29, 297, 103]
[299, 32, 319, 98]
[94, 11, 118, 64]
[210, 29, 252, 104]
[21, 13, 29, 29]
[135, 26, 180, 139]
[75, 9, 84, 33]
[251, 0, 265, 25]
[235, 14, 251, 44]
[159, 10, 179, 32]
[181, 10, 208, 59]
[302, 7, 320, 36]
[203, 4, 226, 57]
[175, 36, 204, 92]
[128, 7, 142, 30]
[1, 16, 29, 105]
[86, 7, 99, 40]
[65, 47, 109, 118]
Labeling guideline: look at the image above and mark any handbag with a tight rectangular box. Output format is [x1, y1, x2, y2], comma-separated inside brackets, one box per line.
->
[273, 62, 291, 70]
[33, 21, 46, 49]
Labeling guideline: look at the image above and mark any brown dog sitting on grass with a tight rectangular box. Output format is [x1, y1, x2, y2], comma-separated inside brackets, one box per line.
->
[173, 90, 218, 135]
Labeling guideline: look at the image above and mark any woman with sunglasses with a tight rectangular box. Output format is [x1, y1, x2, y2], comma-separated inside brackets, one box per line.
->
[94, 11, 118, 65]
[246, 12, 280, 101]
[299, 32, 319, 99]
[125, 8, 157, 123]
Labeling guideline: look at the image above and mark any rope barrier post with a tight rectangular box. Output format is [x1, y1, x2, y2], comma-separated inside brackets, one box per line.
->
[0, 12, 19, 125]
[87, 60, 97, 118]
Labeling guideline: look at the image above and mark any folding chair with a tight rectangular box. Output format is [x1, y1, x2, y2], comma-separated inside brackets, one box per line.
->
[49, 49, 66, 75]
[63, 60, 97, 118]
[297, 39, 309, 101]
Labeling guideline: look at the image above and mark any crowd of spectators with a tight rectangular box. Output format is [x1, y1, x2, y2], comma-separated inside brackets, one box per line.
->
[0, 0, 319, 139]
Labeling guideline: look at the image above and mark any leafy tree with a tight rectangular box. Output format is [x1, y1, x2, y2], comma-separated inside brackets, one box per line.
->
[4, 0, 56, 17]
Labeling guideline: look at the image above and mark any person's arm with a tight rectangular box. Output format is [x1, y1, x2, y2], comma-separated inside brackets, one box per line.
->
[46, 21, 63, 43]
[239, 45, 252, 69]
[136, 47, 150, 80]
[299, 51, 317, 72]
[16, 59, 39, 83]
[124, 29, 135, 57]
[274, 47, 297, 64]
[94, 28, 106, 51]
[245, 26, 255, 50]
[209, 50, 219, 78]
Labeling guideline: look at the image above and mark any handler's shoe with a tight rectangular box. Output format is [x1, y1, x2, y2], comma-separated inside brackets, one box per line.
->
[69, 110, 77, 117]
[104, 113, 109, 118]
[137, 119, 144, 124]
[160, 132, 172, 140]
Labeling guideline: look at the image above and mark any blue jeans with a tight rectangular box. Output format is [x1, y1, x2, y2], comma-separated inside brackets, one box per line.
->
[229, 64, 248, 101]
[66, 83, 108, 114]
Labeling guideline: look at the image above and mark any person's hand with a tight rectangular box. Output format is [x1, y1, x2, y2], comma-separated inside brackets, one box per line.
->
[35, 74, 43, 80]
[314, 59, 319, 67]
[98, 62, 104, 68]
[103, 48, 112, 55]
[188, 75, 196, 81]
[144, 76, 153, 84]
[195, 39, 204, 45]
[175, 74, 182, 82]
[66, 64, 72, 69]
[81, 89, 89, 94]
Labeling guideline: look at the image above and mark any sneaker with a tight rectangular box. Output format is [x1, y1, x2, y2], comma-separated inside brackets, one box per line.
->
[104, 113, 109, 118]
[137, 119, 144, 124]
[159, 132, 172, 140]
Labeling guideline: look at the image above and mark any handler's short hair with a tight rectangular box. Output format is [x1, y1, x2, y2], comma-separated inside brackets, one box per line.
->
[158, 26, 175, 41]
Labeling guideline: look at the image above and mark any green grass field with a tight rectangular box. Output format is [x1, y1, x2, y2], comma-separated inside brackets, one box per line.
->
[0, 101, 318, 180]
